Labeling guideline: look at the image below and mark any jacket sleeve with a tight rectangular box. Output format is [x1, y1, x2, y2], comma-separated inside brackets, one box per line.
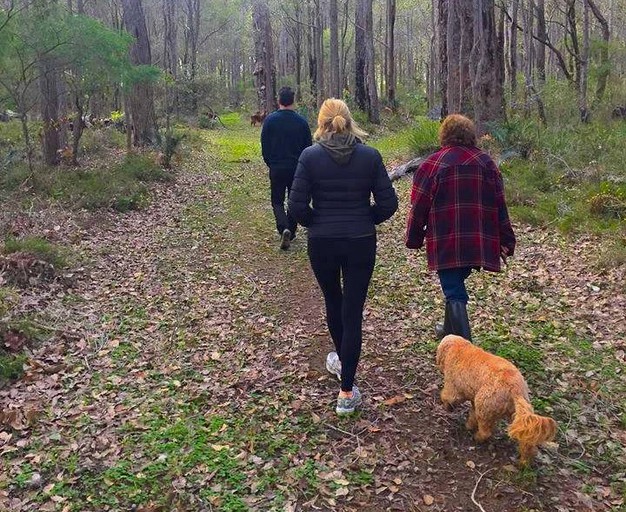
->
[304, 120, 313, 149]
[260, 117, 271, 167]
[493, 162, 516, 256]
[405, 162, 434, 249]
[370, 152, 398, 224]
[288, 158, 314, 227]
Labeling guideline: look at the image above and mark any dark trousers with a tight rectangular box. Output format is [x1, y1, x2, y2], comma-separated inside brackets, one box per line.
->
[308, 235, 376, 392]
[270, 167, 297, 235]
[437, 267, 472, 303]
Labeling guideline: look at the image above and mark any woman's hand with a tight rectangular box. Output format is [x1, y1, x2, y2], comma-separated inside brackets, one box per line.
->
[500, 246, 509, 265]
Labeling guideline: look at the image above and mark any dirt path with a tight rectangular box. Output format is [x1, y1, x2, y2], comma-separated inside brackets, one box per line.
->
[1, 121, 624, 512]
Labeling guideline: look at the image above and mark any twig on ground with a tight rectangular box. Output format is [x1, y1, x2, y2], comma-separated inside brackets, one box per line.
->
[471, 468, 494, 512]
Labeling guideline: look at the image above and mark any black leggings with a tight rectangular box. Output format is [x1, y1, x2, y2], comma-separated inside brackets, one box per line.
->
[308, 235, 376, 391]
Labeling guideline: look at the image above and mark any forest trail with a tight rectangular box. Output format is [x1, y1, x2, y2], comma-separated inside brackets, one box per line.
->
[1, 116, 625, 512]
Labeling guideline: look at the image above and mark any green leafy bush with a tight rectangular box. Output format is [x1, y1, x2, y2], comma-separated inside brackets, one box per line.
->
[488, 119, 539, 158]
[407, 117, 439, 156]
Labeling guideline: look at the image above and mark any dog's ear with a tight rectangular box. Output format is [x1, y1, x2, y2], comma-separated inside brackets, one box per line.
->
[435, 339, 449, 370]
[436, 336, 461, 370]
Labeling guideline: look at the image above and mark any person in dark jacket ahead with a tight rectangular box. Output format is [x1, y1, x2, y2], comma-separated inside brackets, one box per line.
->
[405, 114, 516, 341]
[289, 98, 398, 415]
[261, 86, 312, 250]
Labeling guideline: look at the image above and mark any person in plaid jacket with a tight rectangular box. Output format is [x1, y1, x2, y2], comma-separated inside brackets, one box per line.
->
[405, 114, 516, 341]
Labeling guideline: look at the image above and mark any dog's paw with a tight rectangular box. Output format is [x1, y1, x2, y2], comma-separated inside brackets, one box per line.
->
[442, 401, 454, 412]
[465, 419, 478, 431]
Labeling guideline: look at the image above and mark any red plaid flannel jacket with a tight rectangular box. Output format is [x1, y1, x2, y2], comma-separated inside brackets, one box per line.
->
[405, 145, 516, 272]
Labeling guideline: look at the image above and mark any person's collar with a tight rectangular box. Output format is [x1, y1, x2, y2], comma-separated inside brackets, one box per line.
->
[278, 105, 296, 111]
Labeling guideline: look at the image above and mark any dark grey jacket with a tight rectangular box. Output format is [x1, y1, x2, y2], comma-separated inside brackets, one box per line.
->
[288, 141, 398, 238]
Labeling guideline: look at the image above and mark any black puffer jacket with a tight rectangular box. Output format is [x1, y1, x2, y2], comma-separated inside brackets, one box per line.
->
[288, 136, 398, 238]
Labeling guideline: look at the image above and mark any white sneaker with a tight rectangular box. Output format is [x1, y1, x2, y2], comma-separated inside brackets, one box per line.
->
[280, 229, 291, 250]
[336, 386, 362, 415]
[325, 351, 341, 380]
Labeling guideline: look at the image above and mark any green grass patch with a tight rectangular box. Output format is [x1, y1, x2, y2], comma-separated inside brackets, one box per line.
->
[489, 116, 626, 237]
[1, 153, 171, 211]
[2, 236, 66, 267]
[0, 351, 27, 382]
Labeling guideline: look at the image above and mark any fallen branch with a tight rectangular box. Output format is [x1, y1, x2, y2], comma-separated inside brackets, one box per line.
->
[471, 468, 494, 512]
[388, 157, 425, 182]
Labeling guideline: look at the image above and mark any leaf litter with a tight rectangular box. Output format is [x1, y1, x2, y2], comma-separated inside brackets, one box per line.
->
[0, 124, 624, 511]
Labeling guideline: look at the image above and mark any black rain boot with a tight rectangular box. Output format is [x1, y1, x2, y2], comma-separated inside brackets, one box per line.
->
[434, 302, 452, 339]
[448, 301, 472, 341]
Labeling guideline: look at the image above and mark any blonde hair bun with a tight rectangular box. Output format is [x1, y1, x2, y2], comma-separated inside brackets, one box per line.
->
[314, 98, 368, 141]
[331, 115, 347, 132]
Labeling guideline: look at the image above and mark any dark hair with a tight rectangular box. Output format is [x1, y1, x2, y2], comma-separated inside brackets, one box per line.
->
[278, 86, 295, 107]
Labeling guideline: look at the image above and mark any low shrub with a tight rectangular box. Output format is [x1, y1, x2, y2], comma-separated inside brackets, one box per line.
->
[0, 154, 171, 212]
[407, 117, 439, 156]
[2, 236, 66, 268]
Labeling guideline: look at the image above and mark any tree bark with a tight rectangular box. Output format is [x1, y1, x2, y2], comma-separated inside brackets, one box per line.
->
[163, 0, 178, 78]
[446, 0, 461, 113]
[315, 0, 324, 105]
[362, 0, 379, 123]
[535, 0, 546, 85]
[121, 0, 157, 146]
[510, 0, 519, 98]
[427, 0, 437, 109]
[329, 0, 340, 98]
[579, 0, 590, 122]
[522, 0, 547, 125]
[252, 0, 277, 115]
[588, 0, 610, 101]
[470, 0, 505, 133]
[438, 0, 448, 118]
[355, 0, 367, 110]
[307, 0, 317, 102]
[182, 0, 200, 81]
[386, 0, 396, 107]
[39, 54, 61, 166]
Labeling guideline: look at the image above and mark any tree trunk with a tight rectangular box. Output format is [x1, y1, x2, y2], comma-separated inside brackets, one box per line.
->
[459, 0, 474, 115]
[163, 0, 178, 78]
[579, 0, 590, 122]
[386, 0, 396, 107]
[535, 0, 546, 85]
[294, 2, 303, 100]
[362, 0, 379, 123]
[329, 0, 340, 97]
[588, 0, 610, 101]
[122, 0, 157, 146]
[438, 0, 448, 118]
[307, 0, 317, 102]
[71, 96, 84, 166]
[510, 0, 519, 98]
[522, 0, 547, 125]
[470, 0, 505, 133]
[427, 0, 437, 109]
[182, 0, 200, 82]
[252, 0, 277, 115]
[446, 0, 461, 113]
[315, 0, 324, 106]
[354, 0, 367, 110]
[39, 55, 61, 166]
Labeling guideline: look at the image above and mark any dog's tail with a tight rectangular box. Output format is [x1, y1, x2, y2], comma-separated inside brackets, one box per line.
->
[508, 396, 557, 446]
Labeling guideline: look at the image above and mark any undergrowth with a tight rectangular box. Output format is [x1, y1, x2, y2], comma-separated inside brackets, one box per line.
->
[0, 153, 171, 211]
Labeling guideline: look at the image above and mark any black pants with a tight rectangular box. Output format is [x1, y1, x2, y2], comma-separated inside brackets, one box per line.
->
[270, 167, 297, 235]
[308, 235, 376, 391]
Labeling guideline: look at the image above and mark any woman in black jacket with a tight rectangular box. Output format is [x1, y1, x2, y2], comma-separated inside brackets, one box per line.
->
[288, 98, 398, 415]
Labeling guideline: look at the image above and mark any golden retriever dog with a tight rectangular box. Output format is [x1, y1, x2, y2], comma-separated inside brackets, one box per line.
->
[436, 335, 557, 465]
